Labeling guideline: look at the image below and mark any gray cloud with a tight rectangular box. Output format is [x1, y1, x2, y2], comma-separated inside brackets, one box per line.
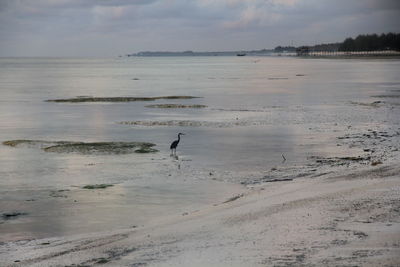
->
[0, 0, 399, 56]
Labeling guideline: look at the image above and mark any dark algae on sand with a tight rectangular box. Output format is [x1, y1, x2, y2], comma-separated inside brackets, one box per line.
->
[2, 140, 158, 154]
[145, 104, 207, 108]
[82, 184, 114, 189]
[46, 96, 201, 103]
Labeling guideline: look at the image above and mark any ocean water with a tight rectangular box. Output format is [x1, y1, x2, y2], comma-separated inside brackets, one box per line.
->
[1, 56, 399, 241]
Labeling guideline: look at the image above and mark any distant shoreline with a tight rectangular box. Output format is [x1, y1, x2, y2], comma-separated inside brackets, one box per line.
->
[125, 50, 400, 58]
[296, 50, 400, 58]
[299, 54, 400, 59]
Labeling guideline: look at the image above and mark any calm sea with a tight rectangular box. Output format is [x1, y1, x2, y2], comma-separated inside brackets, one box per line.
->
[1, 56, 399, 240]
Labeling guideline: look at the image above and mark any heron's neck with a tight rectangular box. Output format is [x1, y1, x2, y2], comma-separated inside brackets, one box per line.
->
[177, 135, 181, 141]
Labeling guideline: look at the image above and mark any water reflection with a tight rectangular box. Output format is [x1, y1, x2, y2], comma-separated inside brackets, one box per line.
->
[0, 57, 399, 241]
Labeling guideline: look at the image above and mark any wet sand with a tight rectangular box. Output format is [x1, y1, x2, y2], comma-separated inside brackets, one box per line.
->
[1, 163, 399, 266]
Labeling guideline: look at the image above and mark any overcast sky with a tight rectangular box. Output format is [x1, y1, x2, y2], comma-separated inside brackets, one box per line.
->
[0, 0, 399, 57]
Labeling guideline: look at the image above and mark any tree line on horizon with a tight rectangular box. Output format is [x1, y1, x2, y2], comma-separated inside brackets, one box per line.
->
[131, 32, 400, 57]
[293, 33, 400, 53]
[338, 33, 400, 51]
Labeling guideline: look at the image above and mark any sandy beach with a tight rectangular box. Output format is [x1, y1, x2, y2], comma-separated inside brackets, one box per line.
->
[1, 163, 399, 266]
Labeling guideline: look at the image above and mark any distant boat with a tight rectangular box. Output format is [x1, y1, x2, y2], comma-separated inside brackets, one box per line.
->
[237, 53, 246, 56]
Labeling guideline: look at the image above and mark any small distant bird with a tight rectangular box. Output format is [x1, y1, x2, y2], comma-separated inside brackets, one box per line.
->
[170, 133, 185, 155]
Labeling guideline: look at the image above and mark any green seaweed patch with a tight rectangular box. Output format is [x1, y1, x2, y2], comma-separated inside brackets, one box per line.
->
[82, 184, 114, 189]
[95, 258, 109, 264]
[134, 147, 159, 153]
[3, 140, 158, 155]
[44, 142, 158, 155]
[2, 140, 35, 147]
[2, 140, 80, 148]
[223, 194, 244, 204]
[371, 95, 400, 98]
[46, 96, 201, 103]
[350, 101, 383, 107]
[119, 120, 249, 128]
[145, 104, 207, 109]
[310, 155, 371, 166]
[268, 77, 289, 80]
[2, 212, 28, 220]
